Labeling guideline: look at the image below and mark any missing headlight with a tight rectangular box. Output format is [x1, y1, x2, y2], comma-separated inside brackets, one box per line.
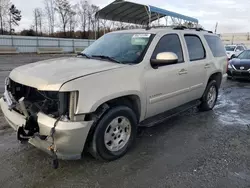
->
[69, 91, 78, 121]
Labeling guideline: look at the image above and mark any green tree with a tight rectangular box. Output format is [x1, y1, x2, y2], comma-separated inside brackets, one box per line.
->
[8, 4, 21, 34]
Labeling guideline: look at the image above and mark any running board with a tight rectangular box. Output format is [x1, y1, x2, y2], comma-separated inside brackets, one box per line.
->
[139, 100, 201, 127]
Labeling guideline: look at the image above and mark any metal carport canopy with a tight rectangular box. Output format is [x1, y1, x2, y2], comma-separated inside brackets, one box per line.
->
[96, 0, 198, 25]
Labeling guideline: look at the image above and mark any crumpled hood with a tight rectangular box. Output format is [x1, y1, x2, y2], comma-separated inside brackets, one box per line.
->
[10, 57, 126, 91]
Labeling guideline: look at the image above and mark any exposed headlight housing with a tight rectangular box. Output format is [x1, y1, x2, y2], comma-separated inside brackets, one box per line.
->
[69, 91, 78, 121]
[58, 91, 78, 121]
[228, 63, 232, 69]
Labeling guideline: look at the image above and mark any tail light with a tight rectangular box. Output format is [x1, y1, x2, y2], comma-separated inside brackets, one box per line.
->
[226, 59, 229, 72]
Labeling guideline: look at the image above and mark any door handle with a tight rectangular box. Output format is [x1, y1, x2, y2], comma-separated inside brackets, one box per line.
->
[204, 63, 211, 69]
[178, 69, 188, 75]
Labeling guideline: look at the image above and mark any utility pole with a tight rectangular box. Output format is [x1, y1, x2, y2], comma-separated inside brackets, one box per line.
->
[214, 22, 218, 34]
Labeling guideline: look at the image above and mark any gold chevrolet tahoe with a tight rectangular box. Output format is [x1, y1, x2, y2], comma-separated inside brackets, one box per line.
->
[0, 27, 227, 164]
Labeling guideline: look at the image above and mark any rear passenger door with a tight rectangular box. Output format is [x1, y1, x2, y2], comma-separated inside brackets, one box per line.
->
[182, 34, 207, 101]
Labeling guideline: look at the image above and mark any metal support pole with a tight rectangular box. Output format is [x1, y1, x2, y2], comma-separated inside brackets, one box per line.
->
[157, 13, 160, 26]
[36, 37, 39, 48]
[165, 16, 168, 26]
[11, 35, 14, 47]
[145, 5, 151, 28]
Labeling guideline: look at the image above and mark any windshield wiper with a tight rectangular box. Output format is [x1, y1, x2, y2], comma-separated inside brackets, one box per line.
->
[77, 52, 91, 59]
[92, 55, 122, 64]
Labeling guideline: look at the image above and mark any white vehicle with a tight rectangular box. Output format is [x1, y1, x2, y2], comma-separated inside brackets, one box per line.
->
[225, 44, 247, 59]
[0, 27, 227, 163]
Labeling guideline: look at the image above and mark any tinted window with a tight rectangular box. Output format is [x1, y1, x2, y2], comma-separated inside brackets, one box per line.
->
[237, 50, 250, 59]
[152, 34, 183, 63]
[236, 46, 241, 51]
[185, 35, 206, 61]
[225, 46, 236, 51]
[238, 46, 244, 51]
[204, 35, 226, 57]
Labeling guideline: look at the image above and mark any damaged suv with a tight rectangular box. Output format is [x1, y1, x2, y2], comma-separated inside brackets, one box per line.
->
[1, 27, 227, 163]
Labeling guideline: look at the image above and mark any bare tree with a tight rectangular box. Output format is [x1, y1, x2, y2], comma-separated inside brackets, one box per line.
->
[33, 8, 43, 35]
[0, 0, 10, 34]
[100, 19, 107, 34]
[78, 0, 89, 38]
[68, 5, 77, 37]
[44, 0, 55, 35]
[87, 4, 99, 38]
[54, 0, 73, 37]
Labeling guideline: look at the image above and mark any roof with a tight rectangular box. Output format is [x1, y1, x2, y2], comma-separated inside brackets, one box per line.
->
[96, 0, 198, 25]
[106, 27, 215, 36]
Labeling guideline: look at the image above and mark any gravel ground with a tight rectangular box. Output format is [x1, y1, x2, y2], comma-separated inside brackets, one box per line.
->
[0, 55, 250, 188]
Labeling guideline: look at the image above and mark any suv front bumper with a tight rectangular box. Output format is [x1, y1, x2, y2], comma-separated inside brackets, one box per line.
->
[0, 98, 94, 160]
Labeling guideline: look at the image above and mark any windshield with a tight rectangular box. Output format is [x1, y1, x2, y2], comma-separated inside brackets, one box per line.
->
[83, 33, 153, 64]
[237, 50, 250, 59]
[225, 46, 236, 51]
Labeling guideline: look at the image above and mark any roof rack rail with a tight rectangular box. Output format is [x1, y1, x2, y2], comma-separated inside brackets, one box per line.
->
[144, 25, 213, 33]
[173, 26, 213, 33]
[145, 25, 177, 30]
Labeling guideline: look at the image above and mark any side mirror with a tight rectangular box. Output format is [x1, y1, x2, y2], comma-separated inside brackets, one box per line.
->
[230, 54, 237, 59]
[235, 49, 240, 52]
[151, 52, 178, 68]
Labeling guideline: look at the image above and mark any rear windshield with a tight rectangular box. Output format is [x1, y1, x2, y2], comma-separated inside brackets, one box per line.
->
[204, 35, 226, 57]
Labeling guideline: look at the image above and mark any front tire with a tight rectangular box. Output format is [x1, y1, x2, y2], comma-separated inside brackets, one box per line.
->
[199, 80, 218, 111]
[89, 106, 137, 161]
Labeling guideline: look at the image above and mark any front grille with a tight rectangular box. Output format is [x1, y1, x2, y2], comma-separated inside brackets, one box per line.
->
[8, 79, 37, 101]
[8, 79, 60, 116]
[234, 64, 250, 70]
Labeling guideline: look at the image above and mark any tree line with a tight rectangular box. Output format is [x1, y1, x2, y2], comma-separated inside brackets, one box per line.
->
[0, 0, 141, 39]
[32, 0, 143, 39]
[0, 0, 203, 39]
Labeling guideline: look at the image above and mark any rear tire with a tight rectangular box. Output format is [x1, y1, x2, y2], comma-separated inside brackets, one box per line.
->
[89, 106, 137, 161]
[199, 80, 218, 111]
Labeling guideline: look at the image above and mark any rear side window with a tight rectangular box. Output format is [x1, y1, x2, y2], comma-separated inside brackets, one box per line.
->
[152, 34, 184, 63]
[184, 35, 206, 61]
[204, 35, 226, 57]
[238, 46, 244, 51]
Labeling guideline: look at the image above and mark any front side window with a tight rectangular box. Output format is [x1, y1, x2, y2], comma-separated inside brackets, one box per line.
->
[236, 46, 242, 51]
[184, 35, 206, 61]
[152, 34, 184, 63]
[238, 46, 244, 51]
[204, 35, 226, 57]
[83, 33, 153, 64]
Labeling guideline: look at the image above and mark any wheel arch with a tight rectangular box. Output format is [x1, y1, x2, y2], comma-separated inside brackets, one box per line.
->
[207, 71, 222, 88]
[83, 94, 142, 154]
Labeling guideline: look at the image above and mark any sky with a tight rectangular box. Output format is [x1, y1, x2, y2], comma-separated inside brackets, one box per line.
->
[11, 0, 250, 34]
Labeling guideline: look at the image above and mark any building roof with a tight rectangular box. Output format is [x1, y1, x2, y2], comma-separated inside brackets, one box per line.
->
[96, 0, 198, 25]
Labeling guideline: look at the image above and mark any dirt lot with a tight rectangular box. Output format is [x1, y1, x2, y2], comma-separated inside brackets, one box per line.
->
[0, 54, 250, 188]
